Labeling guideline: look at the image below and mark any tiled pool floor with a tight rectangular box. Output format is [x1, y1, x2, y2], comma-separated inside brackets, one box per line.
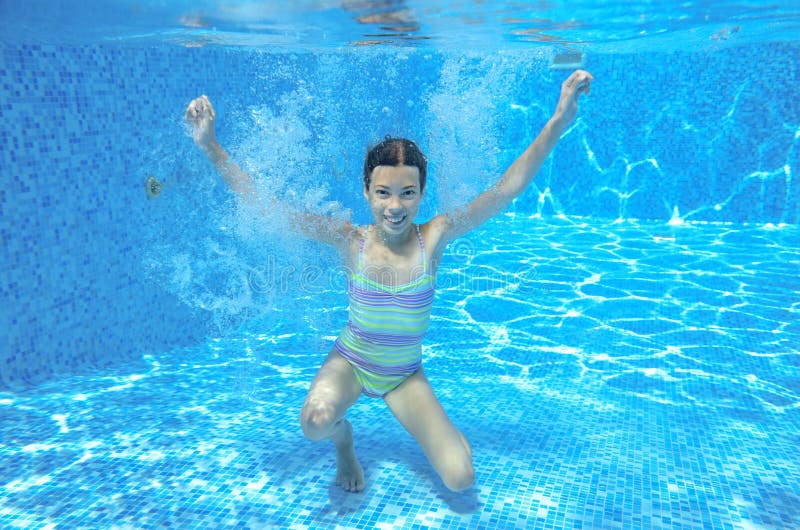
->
[2, 218, 799, 529]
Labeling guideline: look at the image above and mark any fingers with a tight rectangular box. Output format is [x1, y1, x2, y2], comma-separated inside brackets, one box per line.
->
[563, 70, 593, 96]
[577, 71, 593, 95]
[184, 94, 214, 123]
[184, 97, 200, 122]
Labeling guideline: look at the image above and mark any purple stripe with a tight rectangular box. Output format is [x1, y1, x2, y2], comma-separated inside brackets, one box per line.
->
[350, 283, 434, 298]
[351, 296, 432, 307]
[350, 282, 433, 293]
[350, 295, 433, 307]
[350, 287, 434, 308]
[350, 299, 432, 311]
[347, 322, 424, 345]
[335, 340, 421, 376]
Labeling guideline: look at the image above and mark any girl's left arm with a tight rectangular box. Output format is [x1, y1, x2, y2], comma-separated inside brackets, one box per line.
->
[430, 69, 593, 245]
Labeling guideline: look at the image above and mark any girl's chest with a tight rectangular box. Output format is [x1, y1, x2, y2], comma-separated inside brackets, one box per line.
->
[346, 237, 425, 286]
[362, 247, 424, 285]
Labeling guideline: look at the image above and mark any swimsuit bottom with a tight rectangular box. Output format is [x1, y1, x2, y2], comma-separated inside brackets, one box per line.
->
[335, 322, 422, 398]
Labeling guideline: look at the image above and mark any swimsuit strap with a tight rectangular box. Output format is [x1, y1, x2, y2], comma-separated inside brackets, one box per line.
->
[415, 224, 427, 274]
[357, 225, 370, 271]
[357, 224, 427, 274]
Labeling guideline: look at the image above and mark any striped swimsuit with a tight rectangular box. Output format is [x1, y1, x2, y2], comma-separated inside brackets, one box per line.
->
[335, 224, 435, 398]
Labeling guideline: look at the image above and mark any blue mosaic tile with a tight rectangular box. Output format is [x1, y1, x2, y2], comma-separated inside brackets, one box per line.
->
[0, 22, 799, 530]
[1, 217, 794, 528]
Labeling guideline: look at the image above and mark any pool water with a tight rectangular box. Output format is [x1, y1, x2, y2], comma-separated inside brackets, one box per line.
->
[3, 216, 799, 529]
[2, 1, 800, 529]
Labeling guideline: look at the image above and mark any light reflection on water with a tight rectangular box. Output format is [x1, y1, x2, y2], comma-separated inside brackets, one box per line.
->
[430, 215, 800, 412]
[3, 1, 799, 50]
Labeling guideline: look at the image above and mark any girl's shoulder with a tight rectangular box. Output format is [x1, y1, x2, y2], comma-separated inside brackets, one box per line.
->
[335, 221, 365, 242]
[349, 223, 369, 241]
[336, 222, 367, 268]
[419, 216, 451, 260]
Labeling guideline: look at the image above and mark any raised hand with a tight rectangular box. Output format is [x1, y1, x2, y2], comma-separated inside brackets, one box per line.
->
[184, 95, 217, 150]
[552, 69, 593, 131]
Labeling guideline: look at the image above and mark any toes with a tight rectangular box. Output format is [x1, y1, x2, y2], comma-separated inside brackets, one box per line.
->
[336, 476, 363, 492]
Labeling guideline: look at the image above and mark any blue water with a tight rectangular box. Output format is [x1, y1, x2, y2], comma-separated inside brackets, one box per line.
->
[2, 1, 800, 529]
[4, 217, 799, 528]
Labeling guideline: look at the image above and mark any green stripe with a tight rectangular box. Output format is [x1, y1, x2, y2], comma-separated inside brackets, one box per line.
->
[339, 333, 419, 358]
[352, 273, 434, 292]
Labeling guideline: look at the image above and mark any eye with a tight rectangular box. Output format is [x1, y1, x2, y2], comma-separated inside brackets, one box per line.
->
[402, 190, 417, 198]
[376, 189, 389, 197]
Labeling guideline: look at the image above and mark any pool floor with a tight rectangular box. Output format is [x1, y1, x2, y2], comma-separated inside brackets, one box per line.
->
[2, 217, 799, 529]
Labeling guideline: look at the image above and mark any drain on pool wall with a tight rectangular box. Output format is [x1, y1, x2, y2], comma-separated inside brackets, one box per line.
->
[145, 176, 163, 199]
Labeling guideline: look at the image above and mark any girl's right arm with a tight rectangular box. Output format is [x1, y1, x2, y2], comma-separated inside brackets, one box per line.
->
[184, 95, 355, 251]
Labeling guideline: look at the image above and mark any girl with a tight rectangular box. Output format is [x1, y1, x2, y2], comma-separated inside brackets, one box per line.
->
[184, 69, 593, 493]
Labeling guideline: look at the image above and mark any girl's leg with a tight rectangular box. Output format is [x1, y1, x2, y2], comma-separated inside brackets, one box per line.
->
[300, 348, 364, 491]
[383, 367, 474, 492]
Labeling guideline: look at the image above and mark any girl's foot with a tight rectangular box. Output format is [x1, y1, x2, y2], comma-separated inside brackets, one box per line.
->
[333, 419, 364, 492]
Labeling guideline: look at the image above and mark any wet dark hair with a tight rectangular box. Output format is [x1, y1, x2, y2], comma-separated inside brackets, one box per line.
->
[363, 136, 427, 193]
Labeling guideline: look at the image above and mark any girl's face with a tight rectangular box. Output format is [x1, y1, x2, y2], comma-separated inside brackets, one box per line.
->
[364, 164, 423, 237]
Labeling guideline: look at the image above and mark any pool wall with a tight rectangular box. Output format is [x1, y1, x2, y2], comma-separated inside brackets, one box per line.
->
[1, 42, 798, 389]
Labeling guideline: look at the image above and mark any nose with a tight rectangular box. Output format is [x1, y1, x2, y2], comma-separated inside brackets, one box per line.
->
[388, 195, 403, 211]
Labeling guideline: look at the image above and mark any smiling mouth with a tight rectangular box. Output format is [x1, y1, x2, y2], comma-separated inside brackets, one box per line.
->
[384, 214, 407, 226]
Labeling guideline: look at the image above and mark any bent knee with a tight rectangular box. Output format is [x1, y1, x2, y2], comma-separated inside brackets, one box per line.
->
[440, 457, 475, 492]
[300, 400, 337, 441]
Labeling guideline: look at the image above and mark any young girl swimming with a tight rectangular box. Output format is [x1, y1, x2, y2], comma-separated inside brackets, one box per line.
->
[184, 69, 593, 493]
